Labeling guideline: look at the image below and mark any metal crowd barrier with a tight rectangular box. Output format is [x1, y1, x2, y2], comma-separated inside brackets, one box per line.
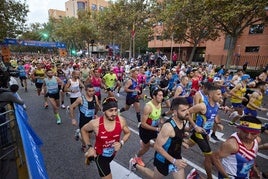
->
[0, 104, 28, 179]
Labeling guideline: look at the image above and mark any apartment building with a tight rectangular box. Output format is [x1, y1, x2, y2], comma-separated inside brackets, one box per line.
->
[148, 19, 268, 68]
[65, 0, 109, 18]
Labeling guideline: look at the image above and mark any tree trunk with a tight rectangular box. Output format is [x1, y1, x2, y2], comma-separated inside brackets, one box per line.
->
[225, 36, 237, 68]
[188, 44, 197, 65]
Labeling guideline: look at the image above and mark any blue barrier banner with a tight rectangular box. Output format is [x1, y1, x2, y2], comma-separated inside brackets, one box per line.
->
[4, 38, 66, 49]
[14, 102, 49, 179]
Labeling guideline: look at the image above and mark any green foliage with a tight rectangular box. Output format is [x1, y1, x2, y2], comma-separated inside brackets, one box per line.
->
[206, 0, 268, 67]
[156, 0, 220, 63]
[0, 0, 29, 41]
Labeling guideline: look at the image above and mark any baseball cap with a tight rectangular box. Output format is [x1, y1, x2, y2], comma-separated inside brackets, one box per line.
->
[241, 74, 250, 81]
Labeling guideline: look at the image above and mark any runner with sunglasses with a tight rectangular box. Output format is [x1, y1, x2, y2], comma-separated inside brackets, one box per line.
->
[81, 97, 131, 179]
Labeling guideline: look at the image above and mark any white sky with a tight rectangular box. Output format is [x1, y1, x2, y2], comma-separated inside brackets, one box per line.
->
[26, 0, 66, 24]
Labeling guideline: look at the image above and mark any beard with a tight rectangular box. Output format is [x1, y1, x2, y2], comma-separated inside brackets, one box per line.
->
[104, 112, 116, 121]
[177, 112, 189, 121]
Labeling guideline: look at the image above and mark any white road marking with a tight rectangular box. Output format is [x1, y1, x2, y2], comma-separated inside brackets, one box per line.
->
[111, 161, 141, 179]
[129, 126, 218, 178]
[127, 118, 268, 177]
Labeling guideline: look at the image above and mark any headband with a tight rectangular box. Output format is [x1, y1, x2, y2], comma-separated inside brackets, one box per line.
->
[237, 121, 262, 134]
[102, 101, 118, 111]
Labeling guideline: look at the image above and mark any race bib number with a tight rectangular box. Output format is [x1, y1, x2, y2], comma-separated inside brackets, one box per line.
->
[240, 162, 254, 175]
[85, 109, 95, 118]
[36, 79, 43, 83]
[203, 121, 214, 130]
[168, 164, 178, 173]
[151, 119, 160, 127]
[102, 147, 115, 157]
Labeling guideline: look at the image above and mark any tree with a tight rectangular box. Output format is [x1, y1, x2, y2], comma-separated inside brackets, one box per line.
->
[97, 0, 154, 57]
[207, 0, 268, 67]
[158, 0, 219, 63]
[0, 0, 29, 41]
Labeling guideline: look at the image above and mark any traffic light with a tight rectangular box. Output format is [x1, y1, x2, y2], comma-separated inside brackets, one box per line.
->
[71, 49, 76, 55]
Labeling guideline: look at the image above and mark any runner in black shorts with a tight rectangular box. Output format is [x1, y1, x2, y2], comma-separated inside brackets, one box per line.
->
[119, 69, 141, 123]
[129, 97, 189, 178]
[42, 69, 63, 124]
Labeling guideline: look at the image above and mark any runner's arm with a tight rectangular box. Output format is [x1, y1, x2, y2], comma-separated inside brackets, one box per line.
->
[212, 138, 238, 178]
[141, 104, 159, 132]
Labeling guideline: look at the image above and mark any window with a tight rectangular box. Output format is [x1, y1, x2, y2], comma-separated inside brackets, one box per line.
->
[249, 24, 264, 34]
[156, 36, 162, 40]
[99, 6, 105, 11]
[91, 4, 97, 11]
[148, 36, 154, 41]
[77, 2, 86, 11]
[245, 46, 259, 53]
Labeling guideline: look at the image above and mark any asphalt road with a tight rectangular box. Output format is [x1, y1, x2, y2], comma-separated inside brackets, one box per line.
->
[18, 81, 268, 179]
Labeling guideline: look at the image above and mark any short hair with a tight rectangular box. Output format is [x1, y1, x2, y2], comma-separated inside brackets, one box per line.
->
[85, 84, 94, 89]
[256, 81, 267, 88]
[170, 97, 189, 110]
[207, 84, 220, 91]
[152, 88, 163, 96]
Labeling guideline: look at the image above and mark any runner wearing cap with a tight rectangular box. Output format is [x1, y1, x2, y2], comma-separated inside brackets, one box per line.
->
[212, 115, 262, 179]
[229, 74, 250, 125]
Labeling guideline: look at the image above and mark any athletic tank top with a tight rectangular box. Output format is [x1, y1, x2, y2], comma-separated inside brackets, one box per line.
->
[194, 90, 207, 105]
[230, 83, 247, 103]
[91, 77, 102, 95]
[155, 118, 185, 164]
[127, 79, 139, 98]
[95, 116, 122, 157]
[35, 69, 45, 83]
[247, 92, 263, 110]
[195, 97, 219, 133]
[69, 79, 81, 98]
[17, 65, 26, 77]
[222, 132, 258, 178]
[176, 84, 187, 96]
[146, 101, 161, 127]
[44, 76, 59, 94]
[79, 95, 96, 120]
[57, 70, 67, 84]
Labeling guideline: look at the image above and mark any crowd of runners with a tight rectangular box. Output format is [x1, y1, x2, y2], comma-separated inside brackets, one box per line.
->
[8, 54, 268, 179]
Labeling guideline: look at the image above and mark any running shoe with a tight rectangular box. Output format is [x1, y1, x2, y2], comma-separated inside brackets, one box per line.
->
[137, 122, 141, 128]
[61, 104, 66, 109]
[44, 104, 48, 109]
[186, 168, 200, 179]
[116, 93, 120, 97]
[129, 158, 137, 171]
[66, 106, 70, 113]
[143, 95, 147, 101]
[228, 111, 238, 120]
[228, 121, 235, 126]
[133, 155, 145, 167]
[211, 133, 220, 141]
[56, 118, 61, 125]
[74, 129, 80, 141]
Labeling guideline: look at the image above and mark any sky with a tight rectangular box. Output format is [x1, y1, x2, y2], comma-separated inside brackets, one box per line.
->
[26, 0, 66, 24]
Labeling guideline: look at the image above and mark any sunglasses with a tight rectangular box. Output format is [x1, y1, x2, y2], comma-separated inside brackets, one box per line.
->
[102, 97, 117, 105]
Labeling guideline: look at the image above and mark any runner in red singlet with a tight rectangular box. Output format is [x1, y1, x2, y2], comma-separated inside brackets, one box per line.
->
[81, 97, 131, 179]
